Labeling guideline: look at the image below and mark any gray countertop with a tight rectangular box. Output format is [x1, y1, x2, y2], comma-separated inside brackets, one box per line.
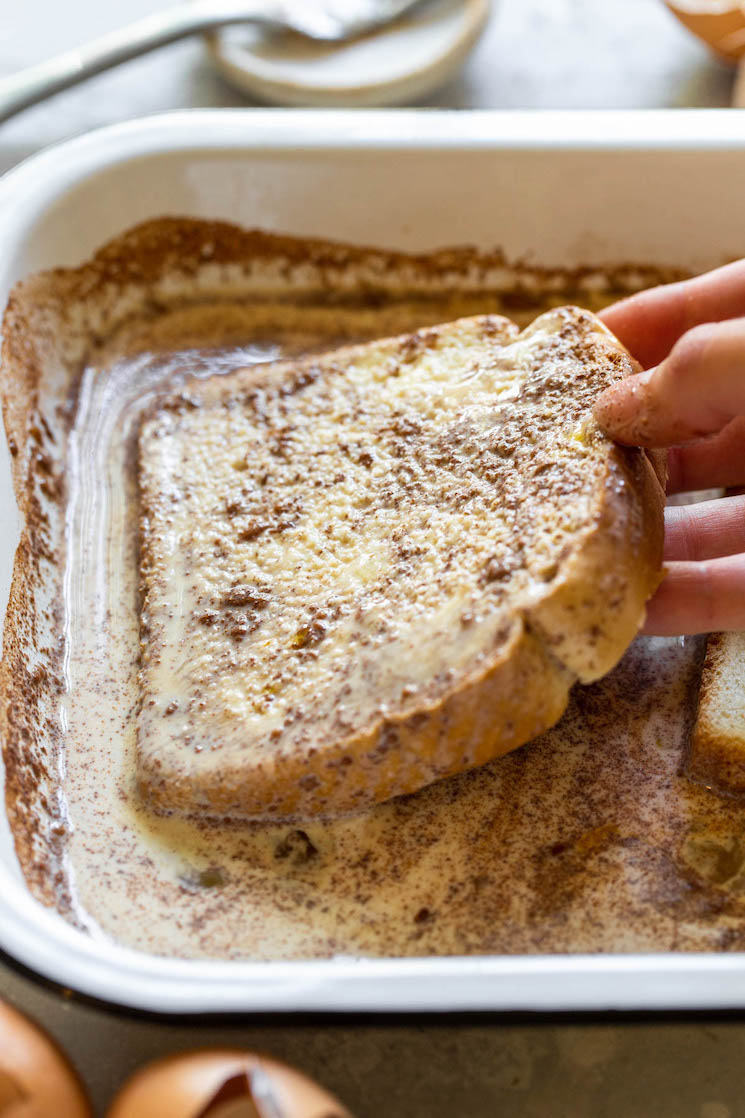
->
[1, 1, 743, 1115]
[3, 958, 745, 1118]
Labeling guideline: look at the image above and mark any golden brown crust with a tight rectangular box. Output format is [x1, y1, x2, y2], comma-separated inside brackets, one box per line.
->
[0, 289, 72, 910]
[139, 618, 574, 818]
[528, 441, 665, 684]
[688, 631, 745, 796]
[10, 217, 687, 312]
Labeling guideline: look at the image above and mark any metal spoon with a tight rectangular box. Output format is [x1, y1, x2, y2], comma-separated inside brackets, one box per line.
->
[0, 0, 426, 124]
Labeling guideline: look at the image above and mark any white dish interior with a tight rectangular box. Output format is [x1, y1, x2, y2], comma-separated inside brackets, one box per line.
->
[1, 110, 745, 1013]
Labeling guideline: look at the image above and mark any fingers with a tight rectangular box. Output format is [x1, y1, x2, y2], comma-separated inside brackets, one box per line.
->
[666, 416, 745, 493]
[642, 554, 745, 635]
[594, 316, 745, 447]
[658, 496, 745, 633]
[662, 494, 745, 561]
[597, 264, 745, 635]
[600, 259, 745, 369]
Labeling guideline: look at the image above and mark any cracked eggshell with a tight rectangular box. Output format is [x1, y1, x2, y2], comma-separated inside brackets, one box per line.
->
[0, 998, 92, 1118]
[105, 1049, 353, 1118]
[665, 1, 745, 61]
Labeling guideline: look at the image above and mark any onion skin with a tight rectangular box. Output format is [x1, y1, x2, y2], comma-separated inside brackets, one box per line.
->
[105, 1049, 353, 1118]
[0, 998, 92, 1118]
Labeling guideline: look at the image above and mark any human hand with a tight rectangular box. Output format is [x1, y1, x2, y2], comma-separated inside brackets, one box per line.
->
[594, 260, 745, 636]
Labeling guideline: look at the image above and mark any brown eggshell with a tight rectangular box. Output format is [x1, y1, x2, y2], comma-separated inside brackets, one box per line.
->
[665, 2, 745, 61]
[0, 998, 92, 1118]
[105, 1049, 354, 1118]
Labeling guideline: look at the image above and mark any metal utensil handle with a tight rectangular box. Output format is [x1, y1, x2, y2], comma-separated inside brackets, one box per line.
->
[0, 0, 273, 124]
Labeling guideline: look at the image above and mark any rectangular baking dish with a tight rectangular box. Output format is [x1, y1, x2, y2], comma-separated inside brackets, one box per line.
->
[1, 109, 745, 1015]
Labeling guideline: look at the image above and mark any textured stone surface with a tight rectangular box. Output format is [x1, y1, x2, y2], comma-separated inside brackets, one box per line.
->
[2, 959, 745, 1116]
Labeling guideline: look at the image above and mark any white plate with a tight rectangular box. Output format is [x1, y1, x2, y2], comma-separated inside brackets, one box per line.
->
[2, 110, 745, 1013]
[205, 0, 491, 108]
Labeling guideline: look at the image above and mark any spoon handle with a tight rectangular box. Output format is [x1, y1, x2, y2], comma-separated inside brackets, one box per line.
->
[0, 1, 274, 124]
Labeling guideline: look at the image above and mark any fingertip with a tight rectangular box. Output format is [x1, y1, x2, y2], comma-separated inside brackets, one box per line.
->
[598, 295, 640, 338]
[593, 370, 654, 445]
[593, 380, 621, 425]
[639, 577, 685, 637]
[640, 555, 745, 635]
[599, 289, 679, 369]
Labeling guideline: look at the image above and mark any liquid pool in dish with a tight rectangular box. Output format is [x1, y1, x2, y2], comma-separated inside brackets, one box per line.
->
[4, 222, 739, 961]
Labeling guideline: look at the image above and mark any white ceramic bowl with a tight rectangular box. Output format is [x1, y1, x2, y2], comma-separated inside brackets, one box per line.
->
[206, 0, 491, 107]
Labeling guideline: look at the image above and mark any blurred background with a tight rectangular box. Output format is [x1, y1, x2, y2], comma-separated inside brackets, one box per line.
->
[0, 0, 739, 174]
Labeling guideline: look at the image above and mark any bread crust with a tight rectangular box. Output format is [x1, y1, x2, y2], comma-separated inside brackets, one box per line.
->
[688, 631, 745, 796]
[528, 440, 665, 684]
[140, 618, 575, 818]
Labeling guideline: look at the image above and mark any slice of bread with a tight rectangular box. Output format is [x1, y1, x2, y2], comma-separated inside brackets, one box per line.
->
[689, 631, 745, 794]
[137, 307, 664, 819]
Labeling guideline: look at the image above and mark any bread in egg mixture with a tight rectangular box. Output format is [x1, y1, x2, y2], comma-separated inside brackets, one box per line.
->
[688, 631, 745, 795]
[136, 307, 664, 820]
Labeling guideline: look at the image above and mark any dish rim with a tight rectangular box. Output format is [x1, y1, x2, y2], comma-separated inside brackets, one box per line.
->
[2, 109, 745, 1013]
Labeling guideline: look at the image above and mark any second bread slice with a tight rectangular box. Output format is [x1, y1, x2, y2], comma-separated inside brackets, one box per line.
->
[137, 308, 664, 819]
[688, 631, 745, 795]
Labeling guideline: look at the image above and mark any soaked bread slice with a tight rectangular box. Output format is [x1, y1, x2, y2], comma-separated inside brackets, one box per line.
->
[688, 632, 745, 795]
[136, 307, 664, 819]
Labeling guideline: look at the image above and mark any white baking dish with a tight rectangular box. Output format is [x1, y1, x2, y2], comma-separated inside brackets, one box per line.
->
[1, 109, 745, 1014]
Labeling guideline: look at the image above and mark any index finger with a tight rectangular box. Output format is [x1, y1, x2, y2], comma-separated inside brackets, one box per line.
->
[594, 316, 745, 448]
[600, 259, 745, 369]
